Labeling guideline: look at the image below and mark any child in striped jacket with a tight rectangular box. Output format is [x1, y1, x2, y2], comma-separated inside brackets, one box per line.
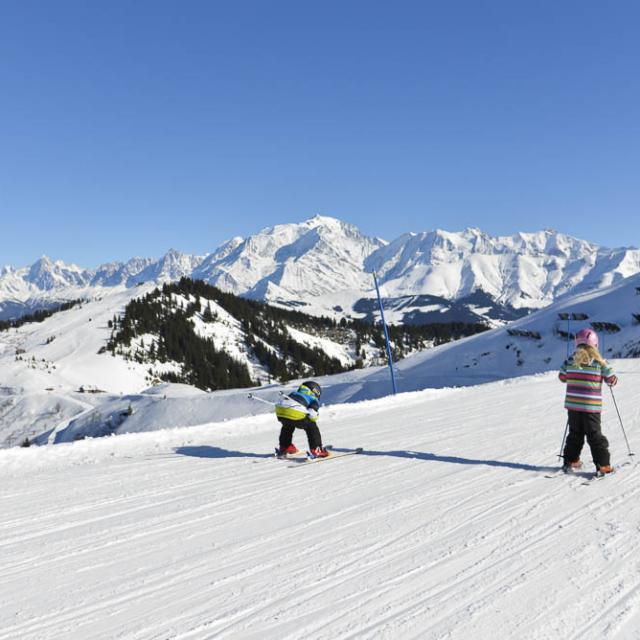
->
[559, 328, 618, 475]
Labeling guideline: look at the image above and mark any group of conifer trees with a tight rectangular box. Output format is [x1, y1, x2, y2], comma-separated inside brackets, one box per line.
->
[105, 278, 488, 391]
[106, 286, 255, 390]
[0, 300, 83, 332]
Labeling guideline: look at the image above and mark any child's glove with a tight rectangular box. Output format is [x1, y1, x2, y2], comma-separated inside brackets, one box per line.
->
[607, 375, 618, 387]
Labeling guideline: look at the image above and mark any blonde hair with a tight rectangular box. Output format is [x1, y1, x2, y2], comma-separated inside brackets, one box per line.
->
[573, 344, 607, 367]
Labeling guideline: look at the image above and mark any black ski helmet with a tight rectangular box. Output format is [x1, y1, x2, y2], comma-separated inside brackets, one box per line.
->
[300, 380, 322, 399]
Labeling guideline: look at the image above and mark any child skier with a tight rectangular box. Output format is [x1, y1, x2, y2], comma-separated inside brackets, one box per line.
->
[275, 380, 329, 458]
[559, 328, 618, 476]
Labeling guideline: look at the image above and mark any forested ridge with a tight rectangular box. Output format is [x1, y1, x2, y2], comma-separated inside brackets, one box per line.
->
[0, 300, 84, 332]
[105, 278, 488, 391]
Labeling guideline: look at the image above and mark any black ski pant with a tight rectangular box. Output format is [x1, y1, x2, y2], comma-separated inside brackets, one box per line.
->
[278, 418, 322, 450]
[563, 409, 610, 468]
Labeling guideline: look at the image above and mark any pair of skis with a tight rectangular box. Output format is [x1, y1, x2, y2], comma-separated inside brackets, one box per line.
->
[275, 444, 363, 465]
[545, 460, 632, 485]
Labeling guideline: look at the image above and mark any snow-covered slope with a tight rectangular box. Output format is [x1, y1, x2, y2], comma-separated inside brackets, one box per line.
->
[375, 270, 640, 393]
[4, 268, 640, 452]
[3, 217, 640, 322]
[1, 364, 639, 639]
[3, 268, 640, 447]
[0, 286, 162, 446]
[3, 260, 640, 637]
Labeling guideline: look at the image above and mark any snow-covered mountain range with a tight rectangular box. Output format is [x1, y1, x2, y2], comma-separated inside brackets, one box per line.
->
[2, 215, 639, 322]
[2, 260, 640, 448]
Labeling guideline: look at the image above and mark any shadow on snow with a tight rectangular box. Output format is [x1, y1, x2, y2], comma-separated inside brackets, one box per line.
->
[359, 449, 559, 474]
[175, 445, 559, 473]
[175, 446, 273, 459]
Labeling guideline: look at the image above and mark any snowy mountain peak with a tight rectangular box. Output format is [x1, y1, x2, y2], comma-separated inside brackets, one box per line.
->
[27, 256, 55, 285]
[190, 215, 387, 302]
[90, 257, 156, 288]
[306, 213, 340, 225]
[133, 249, 203, 285]
[25, 255, 88, 291]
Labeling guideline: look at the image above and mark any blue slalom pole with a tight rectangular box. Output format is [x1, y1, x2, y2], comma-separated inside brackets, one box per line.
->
[373, 272, 397, 395]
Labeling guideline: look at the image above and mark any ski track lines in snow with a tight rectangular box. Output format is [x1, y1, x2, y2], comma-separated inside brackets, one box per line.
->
[2, 372, 640, 639]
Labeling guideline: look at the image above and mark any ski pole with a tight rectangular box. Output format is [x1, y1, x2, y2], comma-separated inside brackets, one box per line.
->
[247, 393, 276, 407]
[609, 386, 634, 457]
[557, 420, 569, 460]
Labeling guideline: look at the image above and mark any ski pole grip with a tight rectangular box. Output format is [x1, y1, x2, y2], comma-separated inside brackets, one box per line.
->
[247, 393, 276, 406]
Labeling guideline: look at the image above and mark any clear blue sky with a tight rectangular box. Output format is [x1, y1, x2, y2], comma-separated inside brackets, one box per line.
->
[1, 0, 639, 267]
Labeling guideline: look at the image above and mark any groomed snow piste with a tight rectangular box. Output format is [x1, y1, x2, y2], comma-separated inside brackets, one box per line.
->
[2, 362, 640, 639]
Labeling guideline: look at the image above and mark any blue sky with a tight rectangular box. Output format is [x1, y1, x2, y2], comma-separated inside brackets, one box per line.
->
[1, 0, 639, 266]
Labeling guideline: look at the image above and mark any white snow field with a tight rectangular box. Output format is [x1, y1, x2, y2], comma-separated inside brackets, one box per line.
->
[2, 364, 640, 639]
[3, 269, 640, 448]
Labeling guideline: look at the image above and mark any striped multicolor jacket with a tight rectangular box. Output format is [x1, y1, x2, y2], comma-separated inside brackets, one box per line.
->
[559, 357, 617, 413]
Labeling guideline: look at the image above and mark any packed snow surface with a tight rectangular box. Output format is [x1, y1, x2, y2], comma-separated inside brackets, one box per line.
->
[2, 364, 640, 639]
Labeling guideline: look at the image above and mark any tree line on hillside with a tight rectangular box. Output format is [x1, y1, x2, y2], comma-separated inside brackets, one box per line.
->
[104, 277, 489, 391]
[105, 290, 255, 390]
[166, 278, 487, 360]
[0, 300, 84, 332]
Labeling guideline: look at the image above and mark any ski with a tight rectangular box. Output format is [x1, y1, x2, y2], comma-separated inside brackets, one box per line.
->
[274, 447, 306, 460]
[544, 461, 632, 484]
[275, 444, 334, 460]
[289, 447, 363, 467]
[581, 469, 616, 485]
[544, 469, 590, 480]
[581, 473, 612, 485]
[580, 461, 632, 485]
